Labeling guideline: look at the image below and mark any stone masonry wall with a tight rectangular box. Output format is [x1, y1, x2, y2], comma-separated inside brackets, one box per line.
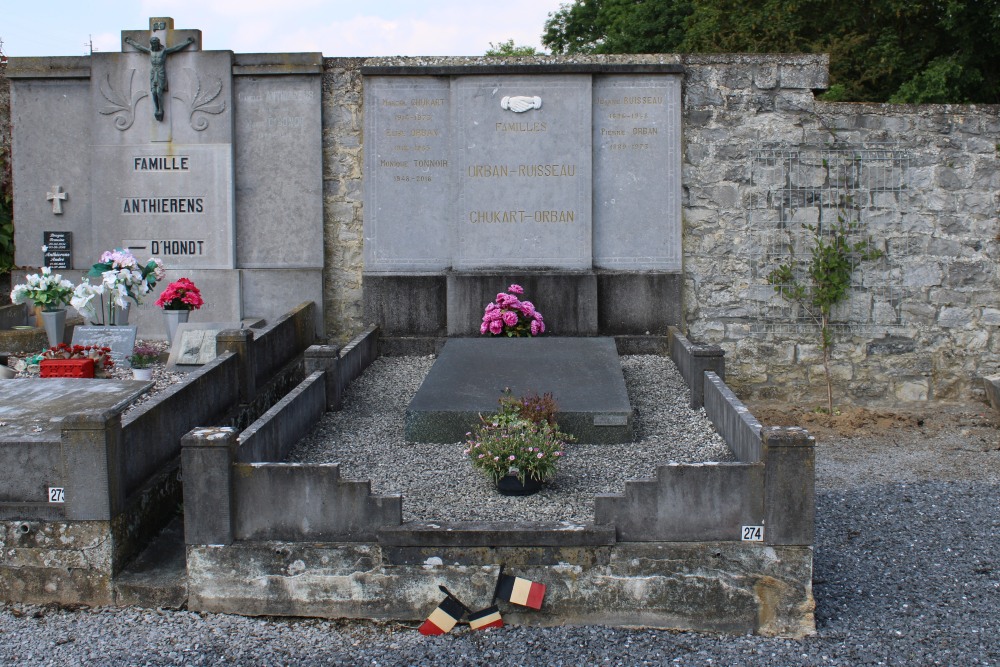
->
[679, 54, 1000, 405]
[4, 53, 995, 403]
[319, 53, 1000, 405]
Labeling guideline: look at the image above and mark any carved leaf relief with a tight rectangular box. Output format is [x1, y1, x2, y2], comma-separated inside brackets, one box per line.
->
[172, 68, 227, 131]
[97, 69, 148, 131]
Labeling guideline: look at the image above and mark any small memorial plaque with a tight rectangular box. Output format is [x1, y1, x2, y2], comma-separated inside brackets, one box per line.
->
[165, 321, 242, 370]
[71, 326, 139, 367]
[593, 414, 629, 427]
[43, 231, 72, 269]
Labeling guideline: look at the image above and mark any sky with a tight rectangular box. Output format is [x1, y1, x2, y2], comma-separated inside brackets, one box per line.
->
[1, 0, 566, 58]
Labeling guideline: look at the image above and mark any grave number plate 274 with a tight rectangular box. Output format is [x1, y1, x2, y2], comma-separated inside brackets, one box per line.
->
[741, 525, 763, 542]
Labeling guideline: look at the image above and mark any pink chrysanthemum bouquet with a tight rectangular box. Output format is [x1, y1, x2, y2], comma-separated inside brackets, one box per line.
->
[480, 284, 545, 337]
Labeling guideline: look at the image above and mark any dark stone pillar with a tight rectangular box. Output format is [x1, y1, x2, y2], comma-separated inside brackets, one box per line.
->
[763, 426, 815, 546]
[217, 328, 256, 403]
[304, 344, 342, 410]
[182, 427, 239, 545]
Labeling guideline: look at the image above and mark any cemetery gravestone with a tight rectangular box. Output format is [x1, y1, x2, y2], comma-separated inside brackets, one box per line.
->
[72, 326, 138, 367]
[7, 18, 324, 337]
[362, 64, 684, 338]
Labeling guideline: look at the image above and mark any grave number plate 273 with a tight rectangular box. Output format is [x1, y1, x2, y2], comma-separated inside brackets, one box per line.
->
[48, 487, 66, 503]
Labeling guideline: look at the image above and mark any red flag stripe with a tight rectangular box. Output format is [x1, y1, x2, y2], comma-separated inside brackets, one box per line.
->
[468, 607, 503, 631]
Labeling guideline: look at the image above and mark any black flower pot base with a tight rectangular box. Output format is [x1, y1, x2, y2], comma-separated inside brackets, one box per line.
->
[496, 473, 543, 496]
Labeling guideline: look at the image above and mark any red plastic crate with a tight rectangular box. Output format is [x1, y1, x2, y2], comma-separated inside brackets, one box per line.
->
[40, 358, 95, 378]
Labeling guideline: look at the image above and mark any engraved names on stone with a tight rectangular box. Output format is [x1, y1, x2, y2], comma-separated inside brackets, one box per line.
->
[593, 76, 682, 270]
[90, 49, 235, 271]
[364, 78, 451, 271]
[43, 232, 72, 269]
[455, 75, 592, 270]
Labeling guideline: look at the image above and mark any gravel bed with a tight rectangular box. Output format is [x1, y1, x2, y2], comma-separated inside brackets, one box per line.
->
[287, 355, 733, 523]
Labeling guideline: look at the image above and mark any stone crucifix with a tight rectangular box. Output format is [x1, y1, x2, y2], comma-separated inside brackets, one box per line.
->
[123, 34, 196, 121]
[46, 185, 67, 214]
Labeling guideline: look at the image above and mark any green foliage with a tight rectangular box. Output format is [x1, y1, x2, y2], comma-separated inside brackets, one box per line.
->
[500, 390, 560, 426]
[0, 39, 12, 276]
[767, 217, 883, 412]
[485, 39, 540, 57]
[0, 173, 12, 275]
[541, 0, 1000, 103]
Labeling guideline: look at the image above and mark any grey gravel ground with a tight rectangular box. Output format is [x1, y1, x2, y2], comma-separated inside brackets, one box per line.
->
[2, 357, 999, 666]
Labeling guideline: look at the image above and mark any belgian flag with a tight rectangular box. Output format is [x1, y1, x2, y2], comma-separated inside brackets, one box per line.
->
[418, 586, 470, 636]
[493, 565, 546, 610]
[467, 605, 503, 631]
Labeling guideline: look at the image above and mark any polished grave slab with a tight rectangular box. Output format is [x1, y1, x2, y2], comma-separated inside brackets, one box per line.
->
[405, 337, 633, 444]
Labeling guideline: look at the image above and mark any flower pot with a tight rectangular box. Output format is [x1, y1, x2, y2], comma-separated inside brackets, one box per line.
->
[132, 367, 154, 381]
[496, 473, 543, 496]
[162, 309, 190, 345]
[0, 365, 16, 380]
[40, 308, 67, 348]
[89, 303, 130, 326]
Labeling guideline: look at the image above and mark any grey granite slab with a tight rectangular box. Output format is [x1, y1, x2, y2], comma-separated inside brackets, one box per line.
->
[405, 337, 632, 444]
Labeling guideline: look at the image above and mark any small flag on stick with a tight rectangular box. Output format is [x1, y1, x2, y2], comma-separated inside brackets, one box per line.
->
[418, 586, 471, 636]
[493, 565, 546, 610]
[467, 605, 504, 631]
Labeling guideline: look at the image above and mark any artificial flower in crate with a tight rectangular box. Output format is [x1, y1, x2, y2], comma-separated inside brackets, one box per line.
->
[39, 343, 115, 379]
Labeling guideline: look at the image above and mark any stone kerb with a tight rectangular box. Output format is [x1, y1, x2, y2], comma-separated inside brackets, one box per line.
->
[59, 410, 126, 521]
[703, 370, 763, 463]
[594, 429, 814, 546]
[595, 462, 765, 541]
[120, 351, 240, 497]
[244, 301, 317, 388]
[237, 371, 326, 463]
[230, 464, 402, 541]
[669, 327, 726, 409]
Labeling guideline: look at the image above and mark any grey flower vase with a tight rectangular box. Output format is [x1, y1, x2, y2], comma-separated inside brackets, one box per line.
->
[41, 308, 66, 348]
[163, 309, 190, 345]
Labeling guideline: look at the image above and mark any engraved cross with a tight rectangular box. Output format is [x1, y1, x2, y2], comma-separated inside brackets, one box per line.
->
[46, 186, 68, 214]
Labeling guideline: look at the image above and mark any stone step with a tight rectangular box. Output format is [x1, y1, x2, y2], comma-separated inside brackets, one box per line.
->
[114, 516, 188, 609]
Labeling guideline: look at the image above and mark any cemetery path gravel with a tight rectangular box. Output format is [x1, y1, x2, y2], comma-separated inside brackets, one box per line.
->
[2, 358, 999, 666]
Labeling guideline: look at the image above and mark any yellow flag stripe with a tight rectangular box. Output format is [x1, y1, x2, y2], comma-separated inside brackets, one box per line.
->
[427, 607, 458, 633]
[511, 577, 532, 606]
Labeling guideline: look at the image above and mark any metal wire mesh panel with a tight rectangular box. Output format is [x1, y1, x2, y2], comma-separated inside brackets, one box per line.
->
[748, 145, 910, 335]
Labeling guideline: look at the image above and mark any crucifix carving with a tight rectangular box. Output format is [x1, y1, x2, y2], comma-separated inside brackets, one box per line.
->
[46, 186, 67, 214]
[124, 34, 195, 121]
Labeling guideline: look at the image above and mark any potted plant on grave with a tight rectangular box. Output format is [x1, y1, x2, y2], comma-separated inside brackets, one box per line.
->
[480, 284, 545, 337]
[72, 248, 165, 326]
[465, 390, 573, 495]
[128, 344, 160, 381]
[9, 266, 75, 347]
[154, 277, 204, 344]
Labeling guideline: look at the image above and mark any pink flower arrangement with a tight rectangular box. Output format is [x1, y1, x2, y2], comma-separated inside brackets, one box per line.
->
[155, 278, 204, 311]
[480, 284, 545, 337]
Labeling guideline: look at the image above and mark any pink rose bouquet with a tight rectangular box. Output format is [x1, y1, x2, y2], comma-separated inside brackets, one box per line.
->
[480, 284, 545, 337]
